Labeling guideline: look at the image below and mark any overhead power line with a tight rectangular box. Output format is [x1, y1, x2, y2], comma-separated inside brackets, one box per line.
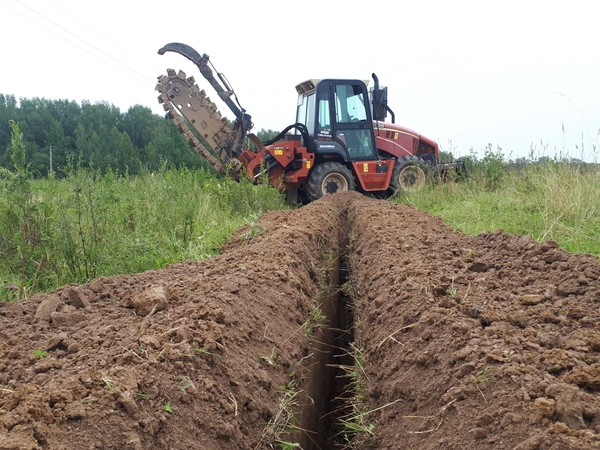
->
[50, 1, 164, 75]
[1, 1, 154, 88]
[14, 0, 155, 86]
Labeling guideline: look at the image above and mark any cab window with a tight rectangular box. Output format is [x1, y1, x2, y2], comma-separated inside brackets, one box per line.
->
[296, 93, 316, 136]
[335, 85, 368, 123]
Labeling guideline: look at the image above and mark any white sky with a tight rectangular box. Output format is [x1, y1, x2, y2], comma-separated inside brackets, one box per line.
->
[1, 0, 599, 162]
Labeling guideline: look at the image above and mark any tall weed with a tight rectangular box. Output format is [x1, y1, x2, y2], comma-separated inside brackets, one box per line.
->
[1, 122, 53, 299]
[526, 162, 600, 252]
[395, 158, 600, 257]
[0, 157, 288, 300]
[467, 144, 506, 190]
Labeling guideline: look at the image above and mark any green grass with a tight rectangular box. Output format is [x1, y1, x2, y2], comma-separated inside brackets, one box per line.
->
[3, 143, 598, 302]
[393, 160, 600, 257]
[259, 381, 301, 449]
[0, 165, 288, 300]
[337, 344, 381, 447]
[33, 349, 48, 358]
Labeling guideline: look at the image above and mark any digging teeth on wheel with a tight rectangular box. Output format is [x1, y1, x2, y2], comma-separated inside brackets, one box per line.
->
[156, 43, 253, 177]
[155, 70, 239, 174]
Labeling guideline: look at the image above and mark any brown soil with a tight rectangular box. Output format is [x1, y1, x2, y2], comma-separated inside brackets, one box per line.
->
[1, 192, 600, 450]
[346, 194, 600, 449]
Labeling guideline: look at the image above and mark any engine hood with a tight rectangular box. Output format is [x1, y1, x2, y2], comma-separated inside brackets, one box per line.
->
[374, 121, 439, 150]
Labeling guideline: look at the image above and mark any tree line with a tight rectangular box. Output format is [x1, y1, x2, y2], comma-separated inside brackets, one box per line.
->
[0, 94, 230, 177]
[5, 93, 591, 180]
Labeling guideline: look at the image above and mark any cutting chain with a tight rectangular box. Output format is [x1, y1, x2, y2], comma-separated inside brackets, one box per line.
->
[156, 69, 241, 174]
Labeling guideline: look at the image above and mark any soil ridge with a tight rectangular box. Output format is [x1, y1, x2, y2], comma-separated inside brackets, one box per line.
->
[345, 192, 600, 449]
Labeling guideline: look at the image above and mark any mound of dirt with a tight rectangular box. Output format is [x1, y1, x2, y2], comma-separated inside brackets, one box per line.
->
[346, 193, 600, 449]
[0, 199, 342, 450]
[2, 191, 600, 450]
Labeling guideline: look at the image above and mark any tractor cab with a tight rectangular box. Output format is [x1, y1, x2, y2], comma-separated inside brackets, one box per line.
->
[295, 79, 378, 162]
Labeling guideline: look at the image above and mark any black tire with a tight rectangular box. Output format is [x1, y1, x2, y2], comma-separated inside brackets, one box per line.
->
[390, 156, 427, 194]
[306, 162, 356, 201]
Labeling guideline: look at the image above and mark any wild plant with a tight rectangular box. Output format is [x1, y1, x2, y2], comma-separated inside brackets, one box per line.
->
[0, 121, 50, 299]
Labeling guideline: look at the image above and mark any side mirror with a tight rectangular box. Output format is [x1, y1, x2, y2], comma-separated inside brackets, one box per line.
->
[370, 73, 395, 124]
[371, 86, 388, 122]
[371, 73, 388, 121]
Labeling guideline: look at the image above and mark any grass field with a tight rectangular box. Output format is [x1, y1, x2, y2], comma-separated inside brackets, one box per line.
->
[2, 137, 598, 301]
[393, 159, 600, 257]
[0, 165, 287, 300]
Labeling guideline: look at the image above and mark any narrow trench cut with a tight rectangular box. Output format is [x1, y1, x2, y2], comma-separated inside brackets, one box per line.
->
[295, 213, 355, 450]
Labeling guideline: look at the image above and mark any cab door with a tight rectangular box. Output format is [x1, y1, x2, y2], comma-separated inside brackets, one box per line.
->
[330, 81, 377, 161]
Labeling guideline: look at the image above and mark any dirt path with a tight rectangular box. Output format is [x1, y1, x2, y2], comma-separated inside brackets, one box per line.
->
[1, 192, 599, 449]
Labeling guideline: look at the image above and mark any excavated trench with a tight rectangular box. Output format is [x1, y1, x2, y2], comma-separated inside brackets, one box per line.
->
[3, 193, 600, 450]
[295, 213, 356, 450]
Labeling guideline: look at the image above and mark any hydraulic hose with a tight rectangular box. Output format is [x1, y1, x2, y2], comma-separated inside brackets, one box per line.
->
[262, 123, 310, 149]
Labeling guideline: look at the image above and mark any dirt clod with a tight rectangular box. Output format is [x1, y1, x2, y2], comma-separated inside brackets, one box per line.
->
[43, 332, 68, 351]
[66, 288, 91, 309]
[34, 296, 62, 322]
[565, 366, 600, 391]
[127, 285, 169, 316]
[533, 397, 556, 418]
[50, 310, 87, 328]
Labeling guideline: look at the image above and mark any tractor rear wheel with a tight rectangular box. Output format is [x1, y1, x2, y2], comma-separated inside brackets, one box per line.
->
[390, 156, 427, 194]
[306, 162, 356, 201]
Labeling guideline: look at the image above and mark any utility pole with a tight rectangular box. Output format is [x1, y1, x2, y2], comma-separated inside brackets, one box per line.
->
[49, 146, 53, 174]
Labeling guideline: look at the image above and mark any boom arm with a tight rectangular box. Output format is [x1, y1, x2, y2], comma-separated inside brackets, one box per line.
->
[159, 43, 248, 123]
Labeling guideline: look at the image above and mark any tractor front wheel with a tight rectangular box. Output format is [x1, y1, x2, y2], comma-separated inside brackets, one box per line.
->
[390, 156, 427, 194]
[306, 162, 356, 201]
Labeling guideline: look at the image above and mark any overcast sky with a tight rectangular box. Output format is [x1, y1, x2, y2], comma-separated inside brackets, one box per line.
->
[1, 0, 599, 162]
